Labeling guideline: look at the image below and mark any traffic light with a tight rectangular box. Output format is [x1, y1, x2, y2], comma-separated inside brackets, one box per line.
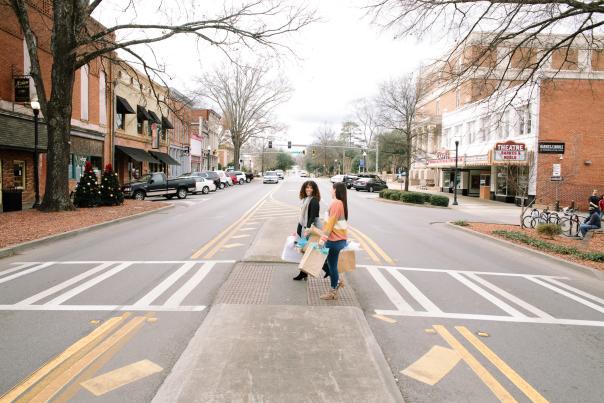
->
[288, 141, 291, 149]
[268, 140, 272, 148]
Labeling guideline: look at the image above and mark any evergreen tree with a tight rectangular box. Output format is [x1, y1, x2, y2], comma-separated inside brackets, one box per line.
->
[73, 161, 101, 207]
[100, 163, 124, 206]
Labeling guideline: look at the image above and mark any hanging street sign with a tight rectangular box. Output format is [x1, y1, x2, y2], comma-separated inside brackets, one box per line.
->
[14, 78, 30, 103]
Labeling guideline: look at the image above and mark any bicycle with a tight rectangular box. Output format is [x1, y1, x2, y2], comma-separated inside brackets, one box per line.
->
[558, 208, 589, 237]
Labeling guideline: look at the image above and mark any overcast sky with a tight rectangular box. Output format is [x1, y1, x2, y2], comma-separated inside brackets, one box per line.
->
[95, 0, 444, 147]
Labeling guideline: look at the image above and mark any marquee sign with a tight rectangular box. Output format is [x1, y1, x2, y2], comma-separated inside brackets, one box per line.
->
[494, 141, 526, 161]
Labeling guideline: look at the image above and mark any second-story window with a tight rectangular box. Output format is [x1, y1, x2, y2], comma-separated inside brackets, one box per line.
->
[81, 65, 89, 120]
[455, 88, 461, 108]
[435, 99, 440, 115]
[525, 105, 532, 134]
[99, 71, 107, 125]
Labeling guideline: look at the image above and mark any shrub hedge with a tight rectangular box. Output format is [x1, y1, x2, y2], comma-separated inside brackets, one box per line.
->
[389, 192, 401, 201]
[378, 189, 449, 207]
[430, 195, 450, 207]
[400, 192, 425, 204]
[536, 223, 562, 238]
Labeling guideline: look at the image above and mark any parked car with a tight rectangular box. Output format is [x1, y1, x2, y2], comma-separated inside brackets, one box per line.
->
[197, 171, 222, 189]
[299, 170, 308, 177]
[232, 171, 247, 185]
[122, 172, 196, 200]
[343, 174, 358, 189]
[179, 174, 216, 194]
[352, 175, 388, 193]
[330, 174, 344, 183]
[214, 170, 231, 188]
[263, 171, 279, 184]
[226, 171, 239, 185]
[275, 169, 284, 179]
[245, 172, 254, 183]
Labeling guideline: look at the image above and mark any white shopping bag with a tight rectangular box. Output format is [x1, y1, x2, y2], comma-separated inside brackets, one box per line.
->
[281, 235, 303, 263]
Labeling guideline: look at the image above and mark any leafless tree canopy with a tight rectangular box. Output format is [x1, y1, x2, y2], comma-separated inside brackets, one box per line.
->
[367, 0, 604, 94]
[199, 62, 292, 169]
[352, 98, 380, 149]
[4, 0, 314, 210]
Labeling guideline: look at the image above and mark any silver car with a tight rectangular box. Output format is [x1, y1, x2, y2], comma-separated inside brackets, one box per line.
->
[263, 171, 279, 184]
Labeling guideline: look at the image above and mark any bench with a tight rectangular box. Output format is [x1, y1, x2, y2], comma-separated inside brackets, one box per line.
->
[581, 228, 604, 245]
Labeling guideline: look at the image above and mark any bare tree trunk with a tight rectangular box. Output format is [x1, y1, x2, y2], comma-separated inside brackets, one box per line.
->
[404, 132, 411, 192]
[233, 138, 241, 170]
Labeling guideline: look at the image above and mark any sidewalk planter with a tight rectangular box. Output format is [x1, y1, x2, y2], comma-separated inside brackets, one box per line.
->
[2, 188, 23, 212]
[379, 190, 450, 207]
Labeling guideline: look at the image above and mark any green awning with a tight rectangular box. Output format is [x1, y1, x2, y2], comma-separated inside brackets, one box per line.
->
[116, 145, 158, 163]
[0, 112, 47, 152]
[149, 151, 180, 165]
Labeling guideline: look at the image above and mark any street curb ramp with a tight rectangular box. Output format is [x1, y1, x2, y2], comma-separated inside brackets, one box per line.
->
[152, 303, 404, 403]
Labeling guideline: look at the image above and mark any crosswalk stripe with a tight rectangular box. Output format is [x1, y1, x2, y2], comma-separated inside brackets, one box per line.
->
[0, 262, 37, 277]
[388, 269, 442, 313]
[464, 273, 553, 319]
[164, 262, 216, 307]
[0, 262, 55, 285]
[133, 262, 196, 307]
[539, 277, 604, 306]
[17, 262, 115, 305]
[45, 262, 133, 305]
[366, 266, 414, 312]
[449, 272, 527, 318]
[527, 277, 604, 314]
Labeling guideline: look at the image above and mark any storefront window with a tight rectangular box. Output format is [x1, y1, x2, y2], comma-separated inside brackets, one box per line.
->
[68, 154, 102, 180]
[496, 165, 528, 197]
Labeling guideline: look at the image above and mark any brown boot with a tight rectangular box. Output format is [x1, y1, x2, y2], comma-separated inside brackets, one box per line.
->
[320, 289, 338, 300]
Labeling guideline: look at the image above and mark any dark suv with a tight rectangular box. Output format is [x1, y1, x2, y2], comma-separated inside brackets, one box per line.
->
[343, 174, 359, 189]
[352, 175, 388, 193]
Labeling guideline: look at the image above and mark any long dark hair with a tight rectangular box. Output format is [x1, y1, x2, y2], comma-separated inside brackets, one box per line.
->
[299, 180, 321, 201]
[333, 182, 348, 220]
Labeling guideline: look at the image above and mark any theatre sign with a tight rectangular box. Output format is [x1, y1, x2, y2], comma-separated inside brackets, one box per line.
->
[494, 141, 526, 162]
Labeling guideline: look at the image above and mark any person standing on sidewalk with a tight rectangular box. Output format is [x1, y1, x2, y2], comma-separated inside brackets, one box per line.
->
[293, 181, 321, 281]
[599, 195, 604, 219]
[317, 182, 349, 300]
[589, 190, 600, 211]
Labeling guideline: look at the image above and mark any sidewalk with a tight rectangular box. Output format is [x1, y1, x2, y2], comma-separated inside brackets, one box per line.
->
[153, 216, 403, 402]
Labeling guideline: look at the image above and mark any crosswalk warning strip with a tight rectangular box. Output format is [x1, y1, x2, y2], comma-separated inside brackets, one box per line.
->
[164, 262, 216, 307]
[133, 262, 197, 307]
[0, 262, 55, 285]
[526, 277, 604, 314]
[456, 326, 549, 403]
[388, 269, 442, 313]
[433, 325, 517, 403]
[538, 277, 604, 306]
[366, 266, 415, 312]
[80, 359, 163, 397]
[45, 262, 134, 306]
[0, 262, 38, 278]
[0, 314, 128, 403]
[17, 262, 116, 306]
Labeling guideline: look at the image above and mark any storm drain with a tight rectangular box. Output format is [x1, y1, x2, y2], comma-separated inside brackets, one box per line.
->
[308, 276, 360, 307]
[214, 263, 273, 304]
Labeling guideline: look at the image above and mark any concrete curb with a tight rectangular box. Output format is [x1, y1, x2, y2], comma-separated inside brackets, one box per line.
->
[0, 204, 174, 259]
[375, 197, 450, 209]
[446, 222, 604, 280]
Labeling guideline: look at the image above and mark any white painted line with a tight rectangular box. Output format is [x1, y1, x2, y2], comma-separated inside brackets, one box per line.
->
[464, 273, 554, 319]
[539, 278, 604, 306]
[231, 235, 251, 239]
[17, 262, 116, 305]
[0, 262, 38, 277]
[133, 262, 196, 307]
[238, 227, 257, 231]
[389, 270, 442, 313]
[222, 243, 244, 249]
[527, 277, 604, 314]
[449, 272, 527, 318]
[0, 304, 206, 312]
[374, 310, 604, 327]
[163, 262, 216, 307]
[17, 260, 235, 265]
[358, 265, 568, 279]
[0, 262, 55, 285]
[45, 262, 133, 305]
[365, 266, 414, 312]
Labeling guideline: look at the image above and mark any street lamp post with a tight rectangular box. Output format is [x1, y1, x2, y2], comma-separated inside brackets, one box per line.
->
[31, 100, 41, 208]
[362, 151, 367, 173]
[207, 146, 211, 171]
[453, 139, 459, 206]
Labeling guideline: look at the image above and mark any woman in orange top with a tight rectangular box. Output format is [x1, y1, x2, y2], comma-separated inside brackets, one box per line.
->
[318, 182, 348, 300]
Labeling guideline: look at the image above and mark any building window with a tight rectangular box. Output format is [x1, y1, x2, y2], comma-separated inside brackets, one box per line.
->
[13, 161, 25, 189]
[80, 65, 89, 120]
[502, 111, 509, 138]
[455, 88, 461, 108]
[116, 113, 125, 129]
[525, 105, 532, 134]
[435, 99, 440, 115]
[162, 127, 167, 140]
[99, 71, 107, 125]
[518, 108, 525, 135]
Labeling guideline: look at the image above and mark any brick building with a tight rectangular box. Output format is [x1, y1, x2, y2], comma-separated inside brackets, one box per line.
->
[413, 33, 604, 209]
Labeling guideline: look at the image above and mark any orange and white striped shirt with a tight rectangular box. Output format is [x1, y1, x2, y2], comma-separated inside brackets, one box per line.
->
[322, 200, 347, 242]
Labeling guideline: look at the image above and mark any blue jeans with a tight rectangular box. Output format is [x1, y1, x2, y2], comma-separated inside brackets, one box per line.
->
[325, 240, 347, 289]
[579, 224, 599, 237]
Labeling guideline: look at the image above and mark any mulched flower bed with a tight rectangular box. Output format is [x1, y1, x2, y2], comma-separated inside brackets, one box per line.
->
[462, 222, 604, 272]
[0, 200, 169, 249]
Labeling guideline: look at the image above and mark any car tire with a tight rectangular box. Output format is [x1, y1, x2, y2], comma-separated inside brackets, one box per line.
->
[246, 178, 251, 183]
[177, 188, 188, 199]
[355, 188, 359, 191]
[202, 186, 209, 194]
[219, 183, 225, 189]
[133, 190, 145, 200]
[239, 179, 244, 185]
[369, 186, 374, 193]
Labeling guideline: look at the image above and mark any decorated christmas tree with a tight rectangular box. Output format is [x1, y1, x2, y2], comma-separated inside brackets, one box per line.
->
[100, 163, 124, 206]
[73, 161, 101, 207]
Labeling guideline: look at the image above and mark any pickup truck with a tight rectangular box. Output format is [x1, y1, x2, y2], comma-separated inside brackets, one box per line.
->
[122, 172, 196, 200]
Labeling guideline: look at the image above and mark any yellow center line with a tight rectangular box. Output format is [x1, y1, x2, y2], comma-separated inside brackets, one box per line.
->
[30, 316, 147, 402]
[456, 326, 549, 403]
[349, 226, 395, 265]
[347, 227, 381, 264]
[433, 325, 518, 403]
[0, 314, 129, 403]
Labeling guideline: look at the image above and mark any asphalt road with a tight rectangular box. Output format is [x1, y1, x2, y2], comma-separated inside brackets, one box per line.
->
[1, 174, 603, 402]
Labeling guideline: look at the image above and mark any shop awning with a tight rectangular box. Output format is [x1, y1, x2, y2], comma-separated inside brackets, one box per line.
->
[137, 105, 152, 121]
[116, 145, 158, 163]
[161, 116, 174, 129]
[149, 151, 180, 165]
[0, 112, 47, 152]
[116, 96, 135, 114]
[147, 110, 160, 124]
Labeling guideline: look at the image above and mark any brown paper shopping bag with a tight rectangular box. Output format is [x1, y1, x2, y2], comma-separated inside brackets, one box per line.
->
[298, 244, 328, 278]
[338, 250, 356, 273]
